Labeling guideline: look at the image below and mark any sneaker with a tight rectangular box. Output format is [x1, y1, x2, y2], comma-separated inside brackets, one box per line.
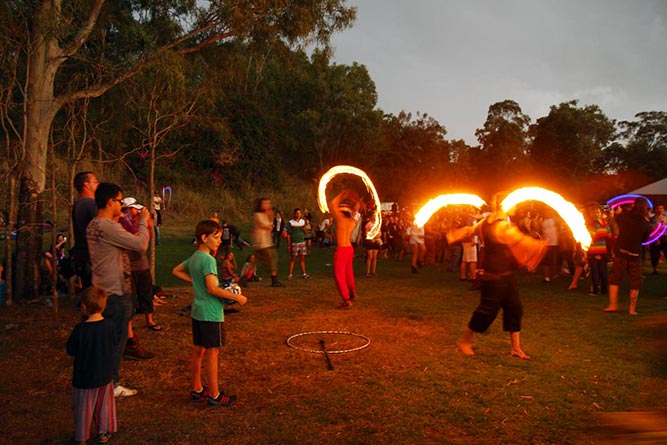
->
[287, 274, 293, 280]
[124, 343, 157, 361]
[271, 280, 285, 287]
[97, 433, 111, 444]
[206, 392, 237, 408]
[190, 386, 209, 403]
[114, 384, 137, 398]
[302, 273, 311, 279]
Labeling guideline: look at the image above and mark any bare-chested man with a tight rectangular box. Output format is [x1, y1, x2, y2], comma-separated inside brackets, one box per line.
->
[330, 190, 364, 308]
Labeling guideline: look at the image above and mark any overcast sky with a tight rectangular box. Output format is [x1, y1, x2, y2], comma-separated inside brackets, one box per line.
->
[329, 0, 667, 145]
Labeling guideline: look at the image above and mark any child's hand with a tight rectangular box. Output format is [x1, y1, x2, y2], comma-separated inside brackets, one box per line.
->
[235, 295, 248, 306]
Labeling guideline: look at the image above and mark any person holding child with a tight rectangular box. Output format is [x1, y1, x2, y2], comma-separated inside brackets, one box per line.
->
[66, 286, 117, 445]
[172, 219, 248, 408]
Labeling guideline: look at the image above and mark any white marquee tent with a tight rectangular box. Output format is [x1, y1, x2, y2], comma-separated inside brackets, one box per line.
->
[627, 178, 667, 196]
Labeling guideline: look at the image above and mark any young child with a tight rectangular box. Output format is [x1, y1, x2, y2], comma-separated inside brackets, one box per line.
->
[172, 220, 248, 408]
[238, 254, 261, 287]
[66, 286, 117, 445]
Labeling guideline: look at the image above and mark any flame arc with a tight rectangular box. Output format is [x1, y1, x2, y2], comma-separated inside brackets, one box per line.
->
[413, 194, 487, 228]
[317, 165, 382, 239]
[500, 187, 592, 251]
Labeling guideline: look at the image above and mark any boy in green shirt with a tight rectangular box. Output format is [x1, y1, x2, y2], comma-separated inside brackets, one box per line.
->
[172, 220, 248, 408]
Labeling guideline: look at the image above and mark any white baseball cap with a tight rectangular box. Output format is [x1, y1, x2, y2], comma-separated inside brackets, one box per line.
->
[121, 197, 144, 210]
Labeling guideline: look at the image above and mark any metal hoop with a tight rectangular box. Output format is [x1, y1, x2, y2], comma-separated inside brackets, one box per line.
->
[286, 330, 371, 354]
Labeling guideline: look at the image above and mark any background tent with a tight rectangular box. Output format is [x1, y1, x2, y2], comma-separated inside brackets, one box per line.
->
[628, 178, 667, 196]
[627, 178, 667, 206]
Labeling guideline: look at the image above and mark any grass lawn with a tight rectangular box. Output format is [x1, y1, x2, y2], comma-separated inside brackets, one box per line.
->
[1, 227, 666, 444]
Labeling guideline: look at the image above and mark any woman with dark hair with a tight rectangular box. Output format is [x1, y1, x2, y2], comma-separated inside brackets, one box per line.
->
[604, 198, 650, 315]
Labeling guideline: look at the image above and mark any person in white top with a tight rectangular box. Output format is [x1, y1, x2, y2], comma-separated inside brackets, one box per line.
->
[406, 217, 426, 274]
[252, 198, 284, 287]
[540, 212, 560, 282]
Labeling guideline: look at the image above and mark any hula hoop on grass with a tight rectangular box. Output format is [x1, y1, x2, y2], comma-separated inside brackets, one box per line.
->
[286, 331, 371, 354]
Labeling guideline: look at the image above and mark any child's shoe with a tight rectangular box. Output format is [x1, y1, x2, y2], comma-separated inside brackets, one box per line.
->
[96, 433, 111, 444]
[190, 386, 209, 403]
[206, 392, 237, 408]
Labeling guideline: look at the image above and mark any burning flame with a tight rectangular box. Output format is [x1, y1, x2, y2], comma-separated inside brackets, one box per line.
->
[317, 165, 382, 239]
[414, 194, 487, 228]
[500, 187, 592, 250]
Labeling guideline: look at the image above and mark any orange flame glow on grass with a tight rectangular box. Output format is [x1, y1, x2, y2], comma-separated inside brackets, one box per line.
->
[317, 165, 382, 239]
[414, 194, 487, 228]
[500, 187, 592, 250]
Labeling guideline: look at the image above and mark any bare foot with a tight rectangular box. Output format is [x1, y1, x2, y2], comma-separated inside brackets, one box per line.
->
[337, 300, 352, 309]
[511, 349, 531, 360]
[457, 339, 474, 355]
[603, 306, 618, 312]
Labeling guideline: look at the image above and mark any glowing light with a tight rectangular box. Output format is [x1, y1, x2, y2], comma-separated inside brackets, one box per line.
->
[607, 193, 663, 245]
[644, 222, 666, 246]
[501, 187, 592, 251]
[317, 165, 382, 239]
[607, 194, 654, 210]
[413, 194, 487, 228]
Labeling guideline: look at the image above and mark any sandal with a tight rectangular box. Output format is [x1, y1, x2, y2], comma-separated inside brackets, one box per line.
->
[147, 324, 163, 331]
[153, 297, 167, 306]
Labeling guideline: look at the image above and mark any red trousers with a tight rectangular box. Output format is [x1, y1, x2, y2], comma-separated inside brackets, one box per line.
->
[334, 246, 355, 301]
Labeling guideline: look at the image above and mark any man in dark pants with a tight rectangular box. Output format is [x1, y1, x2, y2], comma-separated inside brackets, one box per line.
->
[447, 195, 547, 360]
[605, 198, 650, 315]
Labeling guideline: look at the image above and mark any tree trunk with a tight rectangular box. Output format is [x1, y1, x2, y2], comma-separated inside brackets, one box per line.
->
[4, 177, 17, 305]
[14, 178, 43, 301]
[150, 143, 156, 282]
[14, 1, 63, 301]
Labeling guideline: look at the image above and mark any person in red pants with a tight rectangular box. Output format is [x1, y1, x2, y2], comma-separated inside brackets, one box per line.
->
[330, 190, 364, 309]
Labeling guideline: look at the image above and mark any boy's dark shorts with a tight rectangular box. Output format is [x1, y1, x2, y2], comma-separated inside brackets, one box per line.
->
[192, 318, 226, 348]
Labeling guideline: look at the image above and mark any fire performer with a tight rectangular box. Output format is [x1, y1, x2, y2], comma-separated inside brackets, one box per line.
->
[447, 194, 547, 360]
[330, 190, 364, 309]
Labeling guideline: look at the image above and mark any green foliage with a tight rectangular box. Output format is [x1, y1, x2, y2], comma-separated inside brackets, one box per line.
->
[529, 100, 616, 186]
[472, 100, 532, 195]
[606, 111, 667, 181]
[378, 111, 453, 202]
